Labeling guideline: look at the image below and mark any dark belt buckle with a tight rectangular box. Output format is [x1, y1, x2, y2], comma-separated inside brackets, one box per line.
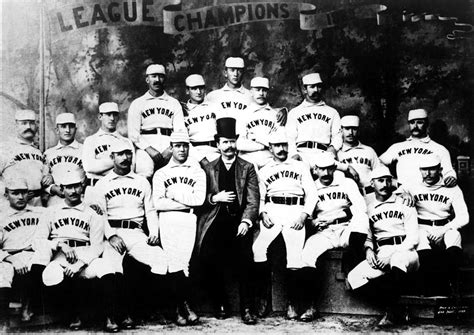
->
[122, 220, 130, 229]
[285, 197, 292, 205]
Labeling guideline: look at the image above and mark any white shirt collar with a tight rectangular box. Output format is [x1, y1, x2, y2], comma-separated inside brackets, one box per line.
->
[55, 139, 80, 150]
[407, 135, 431, 143]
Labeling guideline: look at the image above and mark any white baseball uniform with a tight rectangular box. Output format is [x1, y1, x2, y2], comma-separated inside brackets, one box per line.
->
[153, 158, 206, 274]
[380, 136, 456, 185]
[301, 174, 369, 267]
[0, 205, 45, 288]
[34, 201, 113, 285]
[44, 140, 84, 207]
[236, 103, 280, 169]
[205, 84, 253, 120]
[286, 100, 342, 164]
[94, 170, 167, 275]
[403, 181, 469, 249]
[253, 158, 317, 269]
[128, 91, 186, 177]
[347, 194, 420, 289]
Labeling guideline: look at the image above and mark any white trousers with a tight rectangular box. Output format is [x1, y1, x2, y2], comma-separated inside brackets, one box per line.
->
[418, 226, 462, 250]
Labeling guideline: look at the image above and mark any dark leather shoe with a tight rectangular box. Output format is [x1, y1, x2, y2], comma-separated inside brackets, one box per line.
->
[256, 298, 270, 318]
[69, 317, 82, 330]
[182, 301, 199, 325]
[105, 317, 119, 333]
[216, 305, 228, 319]
[150, 311, 170, 325]
[286, 304, 298, 320]
[121, 316, 135, 329]
[299, 306, 318, 322]
[241, 308, 257, 325]
[377, 312, 395, 328]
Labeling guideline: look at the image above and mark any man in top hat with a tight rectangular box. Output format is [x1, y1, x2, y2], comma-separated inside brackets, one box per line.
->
[44, 113, 85, 207]
[236, 76, 285, 169]
[347, 166, 419, 327]
[183, 74, 220, 164]
[195, 117, 260, 324]
[0, 109, 51, 207]
[128, 64, 186, 178]
[34, 169, 118, 331]
[286, 72, 342, 164]
[299, 152, 369, 321]
[252, 128, 317, 319]
[82, 102, 134, 201]
[0, 174, 46, 323]
[153, 130, 206, 326]
[380, 108, 457, 186]
[402, 154, 469, 296]
[337, 115, 381, 202]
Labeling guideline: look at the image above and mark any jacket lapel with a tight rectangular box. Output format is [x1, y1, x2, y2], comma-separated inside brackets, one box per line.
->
[235, 158, 244, 203]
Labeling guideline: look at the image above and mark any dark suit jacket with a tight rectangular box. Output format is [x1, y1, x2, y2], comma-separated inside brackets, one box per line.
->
[195, 156, 259, 255]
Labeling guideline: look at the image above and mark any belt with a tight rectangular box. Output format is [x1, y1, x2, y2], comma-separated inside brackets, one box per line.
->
[29, 189, 42, 197]
[377, 235, 405, 247]
[85, 178, 99, 187]
[296, 141, 328, 150]
[361, 186, 374, 195]
[109, 219, 140, 229]
[63, 240, 90, 247]
[173, 208, 193, 213]
[265, 196, 304, 206]
[191, 140, 217, 147]
[140, 128, 172, 136]
[419, 218, 450, 227]
[331, 216, 351, 225]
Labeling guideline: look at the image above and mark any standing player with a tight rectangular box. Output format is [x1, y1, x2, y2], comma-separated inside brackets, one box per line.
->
[128, 64, 186, 178]
[0, 176, 45, 323]
[94, 139, 167, 329]
[0, 110, 51, 207]
[34, 170, 118, 331]
[252, 129, 317, 319]
[380, 108, 457, 186]
[44, 113, 84, 207]
[286, 73, 342, 164]
[347, 166, 419, 327]
[153, 131, 206, 326]
[82, 102, 134, 204]
[236, 77, 281, 169]
[183, 74, 219, 164]
[337, 115, 381, 201]
[300, 152, 369, 321]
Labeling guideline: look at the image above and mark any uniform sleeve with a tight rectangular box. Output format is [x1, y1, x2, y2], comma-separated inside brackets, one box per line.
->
[143, 179, 160, 236]
[370, 147, 382, 170]
[302, 165, 318, 215]
[169, 167, 207, 207]
[446, 187, 469, 230]
[128, 99, 151, 150]
[439, 146, 457, 181]
[82, 137, 114, 175]
[204, 90, 217, 103]
[33, 210, 56, 252]
[172, 101, 186, 131]
[346, 179, 369, 232]
[241, 163, 260, 225]
[77, 211, 105, 264]
[0, 229, 9, 261]
[286, 109, 298, 157]
[379, 144, 398, 166]
[398, 206, 419, 251]
[152, 169, 188, 211]
[258, 169, 267, 215]
[330, 110, 343, 151]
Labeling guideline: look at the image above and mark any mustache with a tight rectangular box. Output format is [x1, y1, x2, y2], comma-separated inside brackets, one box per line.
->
[380, 187, 390, 192]
[276, 151, 287, 155]
[224, 147, 236, 153]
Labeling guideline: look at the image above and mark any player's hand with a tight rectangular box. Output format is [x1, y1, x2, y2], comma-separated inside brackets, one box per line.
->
[291, 213, 308, 230]
[377, 254, 391, 270]
[41, 174, 54, 187]
[50, 185, 65, 198]
[145, 146, 163, 165]
[311, 218, 329, 230]
[161, 147, 173, 161]
[236, 222, 249, 237]
[147, 234, 160, 246]
[14, 265, 30, 276]
[261, 212, 274, 229]
[108, 235, 126, 255]
[212, 191, 236, 203]
[64, 261, 85, 278]
[291, 154, 302, 161]
[276, 107, 288, 126]
[346, 165, 360, 185]
[59, 243, 78, 264]
[444, 176, 457, 188]
[365, 249, 379, 269]
[427, 227, 447, 244]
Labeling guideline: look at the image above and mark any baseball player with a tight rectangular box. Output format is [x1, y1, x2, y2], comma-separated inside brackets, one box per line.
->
[236, 77, 281, 169]
[94, 138, 167, 329]
[337, 115, 381, 202]
[34, 169, 118, 331]
[128, 64, 186, 178]
[183, 74, 220, 164]
[300, 152, 369, 322]
[252, 128, 317, 319]
[0, 175, 46, 323]
[380, 108, 457, 186]
[153, 131, 206, 326]
[0, 109, 52, 208]
[347, 166, 419, 327]
[82, 102, 134, 205]
[286, 73, 342, 164]
[403, 154, 469, 296]
[44, 113, 84, 207]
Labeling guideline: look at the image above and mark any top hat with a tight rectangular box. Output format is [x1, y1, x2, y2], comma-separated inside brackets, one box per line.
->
[215, 117, 238, 140]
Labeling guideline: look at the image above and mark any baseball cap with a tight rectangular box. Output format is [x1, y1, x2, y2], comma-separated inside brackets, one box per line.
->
[268, 128, 288, 144]
[341, 115, 360, 127]
[225, 57, 244, 68]
[314, 152, 336, 168]
[302, 73, 322, 85]
[42, 262, 64, 286]
[55, 169, 84, 186]
[99, 102, 119, 114]
[250, 77, 269, 89]
[185, 74, 205, 87]
[370, 166, 392, 180]
[55, 113, 76, 125]
[419, 154, 441, 169]
[146, 64, 166, 75]
[170, 130, 190, 143]
[4, 176, 28, 190]
[408, 108, 428, 121]
[110, 139, 133, 153]
[15, 109, 36, 121]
